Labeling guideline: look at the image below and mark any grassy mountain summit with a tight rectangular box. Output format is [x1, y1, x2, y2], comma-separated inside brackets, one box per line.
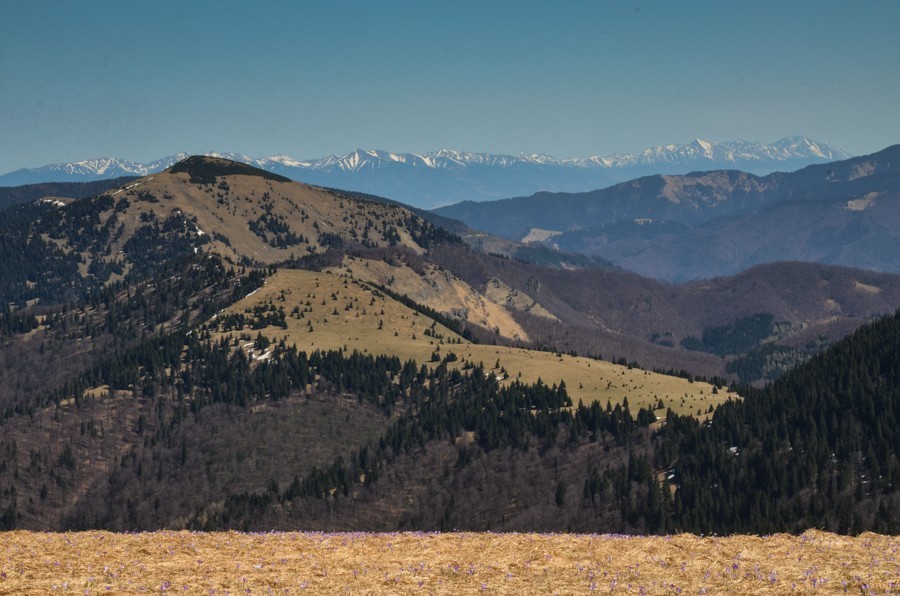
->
[0, 155, 455, 305]
[167, 155, 293, 184]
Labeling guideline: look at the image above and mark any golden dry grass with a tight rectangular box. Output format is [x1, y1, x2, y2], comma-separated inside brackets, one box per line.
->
[94, 171, 425, 271]
[213, 269, 734, 417]
[331, 256, 532, 341]
[209, 269, 465, 369]
[1, 530, 896, 594]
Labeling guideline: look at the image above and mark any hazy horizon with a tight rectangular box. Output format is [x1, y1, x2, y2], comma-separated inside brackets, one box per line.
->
[0, 135, 860, 173]
[2, 0, 898, 172]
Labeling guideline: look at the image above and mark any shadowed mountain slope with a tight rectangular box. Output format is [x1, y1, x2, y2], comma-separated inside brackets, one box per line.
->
[436, 145, 900, 280]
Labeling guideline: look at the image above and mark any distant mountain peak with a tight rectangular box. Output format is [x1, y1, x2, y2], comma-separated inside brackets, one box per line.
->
[769, 135, 842, 160]
[1, 137, 854, 207]
[695, 139, 716, 159]
[7, 136, 846, 178]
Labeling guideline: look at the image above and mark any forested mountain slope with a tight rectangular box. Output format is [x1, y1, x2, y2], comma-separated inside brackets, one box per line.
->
[0, 177, 136, 212]
[0, 156, 897, 534]
[660, 308, 900, 534]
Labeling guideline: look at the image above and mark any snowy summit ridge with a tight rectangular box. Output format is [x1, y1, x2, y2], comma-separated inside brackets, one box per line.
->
[0, 137, 851, 208]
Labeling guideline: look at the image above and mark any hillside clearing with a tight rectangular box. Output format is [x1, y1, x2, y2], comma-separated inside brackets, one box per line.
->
[209, 269, 734, 417]
[0, 530, 896, 594]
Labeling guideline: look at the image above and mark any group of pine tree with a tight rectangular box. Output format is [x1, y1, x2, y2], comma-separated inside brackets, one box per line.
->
[0, 249, 897, 532]
[0, 165, 897, 534]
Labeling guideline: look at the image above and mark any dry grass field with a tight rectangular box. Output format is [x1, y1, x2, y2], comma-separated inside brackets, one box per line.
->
[208, 269, 734, 418]
[96, 169, 427, 268]
[0, 530, 896, 594]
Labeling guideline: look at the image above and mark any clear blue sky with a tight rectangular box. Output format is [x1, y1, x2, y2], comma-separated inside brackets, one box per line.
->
[1, 0, 898, 171]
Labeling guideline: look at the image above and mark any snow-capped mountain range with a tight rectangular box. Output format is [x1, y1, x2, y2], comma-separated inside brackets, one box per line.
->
[0, 137, 850, 208]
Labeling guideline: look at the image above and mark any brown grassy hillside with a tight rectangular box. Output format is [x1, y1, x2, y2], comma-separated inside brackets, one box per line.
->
[1, 530, 896, 594]
[94, 161, 427, 267]
[61, 158, 533, 342]
[28, 156, 898, 386]
[206, 268, 731, 417]
[427, 244, 900, 382]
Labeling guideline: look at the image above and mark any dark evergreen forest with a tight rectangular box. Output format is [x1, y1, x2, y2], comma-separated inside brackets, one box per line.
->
[1, 294, 897, 533]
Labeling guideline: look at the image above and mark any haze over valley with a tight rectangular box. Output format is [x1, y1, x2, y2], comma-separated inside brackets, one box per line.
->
[437, 144, 900, 281]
